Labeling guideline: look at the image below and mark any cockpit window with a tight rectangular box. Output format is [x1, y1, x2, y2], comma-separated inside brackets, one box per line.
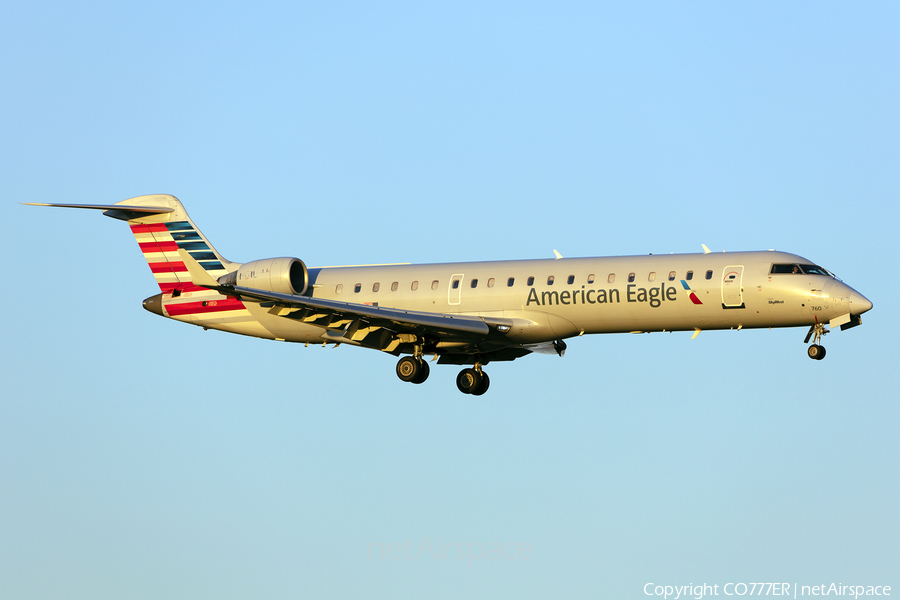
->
[800, 264, 829, 276]
[771, 264, 801, 274]
[771, 263, 832, 276]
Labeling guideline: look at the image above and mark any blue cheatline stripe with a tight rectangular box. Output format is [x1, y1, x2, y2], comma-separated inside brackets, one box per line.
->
[680, 280, 691, 290]
[171, 231, 202, 241]
[165, 221, 193, 231]
[189, 251, 218, 261]
[199, 261, 225, 271]
[176, 241, 210, 251]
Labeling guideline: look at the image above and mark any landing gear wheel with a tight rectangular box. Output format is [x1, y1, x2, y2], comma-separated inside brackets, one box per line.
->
[470, 371, 490, 396]
[456, 368, 482, 394]
[804, 322, 829, 361]
[396, 356, 422, 382]
[410, 360, 430, 384]
[807, 344, 826, 360]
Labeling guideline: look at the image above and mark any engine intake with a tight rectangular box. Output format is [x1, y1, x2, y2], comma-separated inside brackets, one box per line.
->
[220, 257, 308, 295]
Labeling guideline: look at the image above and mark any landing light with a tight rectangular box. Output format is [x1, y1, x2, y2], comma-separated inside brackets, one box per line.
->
[496, 325, 511, 333]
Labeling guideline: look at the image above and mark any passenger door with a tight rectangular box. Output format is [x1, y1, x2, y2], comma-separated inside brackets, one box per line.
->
[721, 266, 745, 308]
[448, 273, 464, 305]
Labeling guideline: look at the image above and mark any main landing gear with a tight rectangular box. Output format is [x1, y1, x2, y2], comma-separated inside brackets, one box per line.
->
[396, 355, 430, 384]
[456, 365, 490, 396]
[804, 321, 828, 361]
[394, 353, 491, 395]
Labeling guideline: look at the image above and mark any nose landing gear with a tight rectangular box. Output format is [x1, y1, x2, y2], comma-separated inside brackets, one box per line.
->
[804, 321, 828, 361]
[807, 344, 826, 360]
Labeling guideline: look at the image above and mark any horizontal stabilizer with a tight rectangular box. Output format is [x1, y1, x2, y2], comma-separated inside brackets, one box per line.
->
[23, 202, 175, 214]
[23, 202, 175, 221]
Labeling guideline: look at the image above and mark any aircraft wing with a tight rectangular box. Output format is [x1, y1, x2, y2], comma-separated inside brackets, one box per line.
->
[177, 250, 512, 352]
[229, 284, 492, 337]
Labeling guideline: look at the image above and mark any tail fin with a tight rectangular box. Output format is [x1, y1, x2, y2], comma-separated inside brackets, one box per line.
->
[26, 194, 234, 293]
[123, 195, 233, 293]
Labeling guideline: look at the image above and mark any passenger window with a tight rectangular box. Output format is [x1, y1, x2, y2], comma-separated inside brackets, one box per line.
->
[507, 277, 515, 287]
[547, 276, 555, 285]
[432, 280, 439, 290]
[336, 284, 343, 293]
[668, 271, 676, 281]
[567, 275, 575, 284]
[705, 270, 713, 280]
[628, 273, 635, 283]
[527, 276, 534, 286]
[452, 280, 460, 289]
[411, 281, 419, 291]
[354, 283, 361, 293]
[686, 271, 693, 281]
[373, 282, 380, 292]
[648, 272, 656, 282]
[487, 278, 495, 288]
[608, 273, 615, 283]
[391, 282, 398, 292]
[470, 279, 478, 288]
[587, 274, 595, 284]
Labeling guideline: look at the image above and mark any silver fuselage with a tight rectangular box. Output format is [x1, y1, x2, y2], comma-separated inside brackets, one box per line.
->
[210, 250, 870, 346]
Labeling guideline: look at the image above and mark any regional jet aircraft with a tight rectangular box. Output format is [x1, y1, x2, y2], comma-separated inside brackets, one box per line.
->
[27, 195, 873, 395]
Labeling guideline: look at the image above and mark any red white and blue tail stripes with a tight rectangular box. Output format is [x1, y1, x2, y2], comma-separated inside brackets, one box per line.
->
[129, 218, 249, 319]
[130, 220, 227, 293]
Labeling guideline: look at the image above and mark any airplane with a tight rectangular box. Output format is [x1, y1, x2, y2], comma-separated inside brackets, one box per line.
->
[26, 194, 873, 395]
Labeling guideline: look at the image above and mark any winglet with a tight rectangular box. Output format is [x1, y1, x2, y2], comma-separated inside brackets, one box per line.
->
[553, 249, 563, 259]
[177, 248, 220, 288]
[701, 244, 711, 254]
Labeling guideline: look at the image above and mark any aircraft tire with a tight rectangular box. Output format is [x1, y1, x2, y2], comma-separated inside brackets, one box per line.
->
[396, 356, 421, 382]
[411, 360, 430, 384]
[470, 372, 490, 396]
[456, 368, 482, 394]
[807, 344, 826, 360]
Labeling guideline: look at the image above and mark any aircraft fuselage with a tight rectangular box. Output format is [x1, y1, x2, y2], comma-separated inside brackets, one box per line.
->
[214, 250, 869, 347]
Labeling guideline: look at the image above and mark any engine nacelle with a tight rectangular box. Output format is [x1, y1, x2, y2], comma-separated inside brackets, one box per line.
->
[220, 257, 308, 295]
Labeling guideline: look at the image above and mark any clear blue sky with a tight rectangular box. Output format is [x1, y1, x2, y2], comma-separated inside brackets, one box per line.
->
[1, 2, 897, 598]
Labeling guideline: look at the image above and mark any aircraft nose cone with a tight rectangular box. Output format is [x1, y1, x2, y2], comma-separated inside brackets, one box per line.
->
[850, 292, 873, 315]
